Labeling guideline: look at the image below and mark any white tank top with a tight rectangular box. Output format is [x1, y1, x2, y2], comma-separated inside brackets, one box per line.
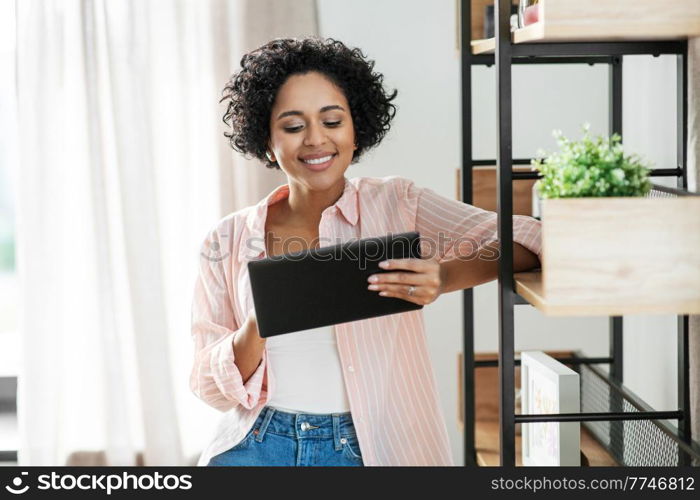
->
[265, 324, 351, 414]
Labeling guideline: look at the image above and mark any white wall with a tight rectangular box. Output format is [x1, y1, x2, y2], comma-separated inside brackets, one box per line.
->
[318, 0, 679, 465]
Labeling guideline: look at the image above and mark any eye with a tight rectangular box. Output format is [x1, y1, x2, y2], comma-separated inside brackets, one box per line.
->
[283, 121, 341, 133]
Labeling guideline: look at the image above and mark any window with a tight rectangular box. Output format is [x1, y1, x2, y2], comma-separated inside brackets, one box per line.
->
[0, 0, 18, 465]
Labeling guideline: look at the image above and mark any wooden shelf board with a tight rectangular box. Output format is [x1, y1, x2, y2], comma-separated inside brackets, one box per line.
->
[514, 271, 550, 312]
[465, 420, 618, 467]
[472, 29, 692, 56]
[512, 24, 696, 45]
[471, 0, 700, 55]
[471, 38, 495, 55]
[515, 271, 700, 317]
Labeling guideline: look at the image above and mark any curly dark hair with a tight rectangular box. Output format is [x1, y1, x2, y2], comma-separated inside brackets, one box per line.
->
[221, 37, 398, 169]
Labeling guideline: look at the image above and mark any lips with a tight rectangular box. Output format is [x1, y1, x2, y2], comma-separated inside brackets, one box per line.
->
[300, 153, 337, 171]
[299, 151, 336, 162]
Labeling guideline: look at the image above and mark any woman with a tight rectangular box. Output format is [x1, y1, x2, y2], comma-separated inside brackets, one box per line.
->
[191, 37, 542, 466]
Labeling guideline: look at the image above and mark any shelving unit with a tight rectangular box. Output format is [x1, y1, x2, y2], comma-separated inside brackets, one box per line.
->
[459, 0, 700, 466]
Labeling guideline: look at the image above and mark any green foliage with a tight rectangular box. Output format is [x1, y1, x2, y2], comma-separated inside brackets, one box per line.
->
[531, 124, 652, 198]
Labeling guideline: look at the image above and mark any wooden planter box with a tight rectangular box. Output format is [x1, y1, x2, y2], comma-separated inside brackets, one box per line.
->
[515, 197, 700, 316]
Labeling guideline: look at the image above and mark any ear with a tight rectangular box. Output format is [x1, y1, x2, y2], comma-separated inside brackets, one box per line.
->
[265, 142, 276, 162]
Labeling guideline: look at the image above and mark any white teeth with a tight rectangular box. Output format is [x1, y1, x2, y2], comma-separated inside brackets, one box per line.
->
[302, 154, 333, 165]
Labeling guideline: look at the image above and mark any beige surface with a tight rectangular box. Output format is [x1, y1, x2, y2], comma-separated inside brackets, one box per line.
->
[472, 0, 700, 54]
[463, 166, 536, 216]
[467, 0, 519, 42]
[469, 0, 491, 42]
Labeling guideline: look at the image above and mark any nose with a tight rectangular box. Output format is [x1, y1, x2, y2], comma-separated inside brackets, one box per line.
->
[303, 121, 327, 147]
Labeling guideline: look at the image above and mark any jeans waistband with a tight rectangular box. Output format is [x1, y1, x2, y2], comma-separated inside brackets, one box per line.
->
[252, 405, 357, 451]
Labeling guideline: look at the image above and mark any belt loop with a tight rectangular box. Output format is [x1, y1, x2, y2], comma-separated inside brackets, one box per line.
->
[255, 406, 275, 443]
[332, 414, 342, 451]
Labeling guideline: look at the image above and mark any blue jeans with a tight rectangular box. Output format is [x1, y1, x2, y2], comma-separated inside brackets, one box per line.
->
[207, 405, 365, 466]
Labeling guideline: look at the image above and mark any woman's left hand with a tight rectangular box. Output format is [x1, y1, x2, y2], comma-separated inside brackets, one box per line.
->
[367, 258, 446, 306]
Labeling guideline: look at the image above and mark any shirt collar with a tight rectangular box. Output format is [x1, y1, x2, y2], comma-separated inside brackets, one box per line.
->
[241, 177, 358, 261]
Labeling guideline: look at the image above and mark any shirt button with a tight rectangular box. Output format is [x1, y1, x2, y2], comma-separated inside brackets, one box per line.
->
[347, 365, 355, 372]
[301, 422, 309, 431]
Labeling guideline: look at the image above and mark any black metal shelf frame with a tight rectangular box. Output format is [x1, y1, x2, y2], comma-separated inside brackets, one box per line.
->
[459, 0, 695, 466]
[0, 376, 17, 464]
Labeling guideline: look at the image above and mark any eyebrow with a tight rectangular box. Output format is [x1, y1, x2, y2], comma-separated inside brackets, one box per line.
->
[276, 105, 345, 120]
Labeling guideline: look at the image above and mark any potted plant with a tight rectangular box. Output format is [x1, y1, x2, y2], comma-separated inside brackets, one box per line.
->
[522, 125, 700, 316]
[532, 124, 652, 214]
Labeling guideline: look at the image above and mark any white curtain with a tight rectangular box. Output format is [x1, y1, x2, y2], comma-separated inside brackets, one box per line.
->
[15, 0, 316, 466]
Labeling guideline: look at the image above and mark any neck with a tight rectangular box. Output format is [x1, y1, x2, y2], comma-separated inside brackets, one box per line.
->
[282, 177, 347, 227]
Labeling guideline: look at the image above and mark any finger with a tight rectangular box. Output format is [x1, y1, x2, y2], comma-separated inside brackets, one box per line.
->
[379, 258, 426, 271]
[374, 283, 425, 296]
[377, 287, 424, 305]
[368, 271, 435, 286]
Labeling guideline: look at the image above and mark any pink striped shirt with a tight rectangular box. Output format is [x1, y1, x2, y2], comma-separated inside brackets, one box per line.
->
[190, 175, 542, 466]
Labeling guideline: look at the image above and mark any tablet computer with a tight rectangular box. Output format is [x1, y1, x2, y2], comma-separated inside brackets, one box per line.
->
[247, 231, 423, 338]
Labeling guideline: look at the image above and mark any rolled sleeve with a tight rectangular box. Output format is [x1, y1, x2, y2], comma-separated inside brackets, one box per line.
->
[397, 177, 542, 263]
[189, 227, 266, 412]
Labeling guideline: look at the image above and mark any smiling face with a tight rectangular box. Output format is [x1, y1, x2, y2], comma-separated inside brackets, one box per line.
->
[267, 71, 357, 191]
